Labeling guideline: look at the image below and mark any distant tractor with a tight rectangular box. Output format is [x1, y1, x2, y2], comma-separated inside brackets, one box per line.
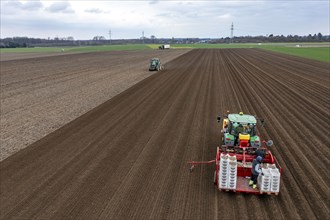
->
[188, 111, 282, 195]
[159, 44, 170, 49]
[149, 58, 163, 71]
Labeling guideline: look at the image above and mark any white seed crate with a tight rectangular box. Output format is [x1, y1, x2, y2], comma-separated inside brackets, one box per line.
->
[218, 153, 229, 189]
[218, 154, 237, 190]
[227, 156, 237, 189]
[258, 168, 271, 192]
[270, 168, 281, 193]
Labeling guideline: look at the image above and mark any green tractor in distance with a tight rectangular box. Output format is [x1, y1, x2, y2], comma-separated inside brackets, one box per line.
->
[149, 58, 163, 71]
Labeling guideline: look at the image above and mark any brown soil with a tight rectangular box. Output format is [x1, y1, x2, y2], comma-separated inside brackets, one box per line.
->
[0, 51, 82, 61]
[0, 49, 190, 161]
[1, 49, 329, 219]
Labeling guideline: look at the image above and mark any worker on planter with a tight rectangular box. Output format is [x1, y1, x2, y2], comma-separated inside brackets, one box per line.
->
[255, 148, 265, 158]
[249, 156, 263, 189]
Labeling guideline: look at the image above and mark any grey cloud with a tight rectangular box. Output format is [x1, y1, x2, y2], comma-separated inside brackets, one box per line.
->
[149, 0, 159, 4]
[85, 8, 103, 14]
[3, 0, 22, 8]
[2, 0, 43, 13]
[46, 1, 74, 13]
[156, 12, 171, 17]
[22, 0, 43, 10]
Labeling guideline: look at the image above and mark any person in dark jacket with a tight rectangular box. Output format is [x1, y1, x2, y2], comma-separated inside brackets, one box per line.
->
[255, 148, 265, 158]
[249, 156, 263, 189]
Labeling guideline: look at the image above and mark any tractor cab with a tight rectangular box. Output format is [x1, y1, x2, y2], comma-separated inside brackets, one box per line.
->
[220, 112, 261, 149]
[218, 111, 274, 164]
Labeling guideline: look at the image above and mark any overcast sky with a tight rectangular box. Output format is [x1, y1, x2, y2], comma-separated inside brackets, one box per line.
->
[1, 0, 329, 40]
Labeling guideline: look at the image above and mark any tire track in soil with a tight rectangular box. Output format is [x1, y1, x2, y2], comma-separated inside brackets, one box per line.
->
[1, 49, 329, 220]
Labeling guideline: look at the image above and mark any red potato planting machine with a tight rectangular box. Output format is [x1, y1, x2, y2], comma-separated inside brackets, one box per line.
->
[188, 112, 282, 195]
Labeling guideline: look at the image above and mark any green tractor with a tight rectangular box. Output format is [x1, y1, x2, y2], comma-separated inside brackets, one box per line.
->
[217, 112, 262, 151]
[149, 58, 163, 71]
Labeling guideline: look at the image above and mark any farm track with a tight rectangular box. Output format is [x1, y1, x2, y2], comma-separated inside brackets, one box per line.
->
[1, 49, 329, 219]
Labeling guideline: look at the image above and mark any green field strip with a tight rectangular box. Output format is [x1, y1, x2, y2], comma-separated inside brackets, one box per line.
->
[259, 46, 330, 63]
[1, 43, 328, 63]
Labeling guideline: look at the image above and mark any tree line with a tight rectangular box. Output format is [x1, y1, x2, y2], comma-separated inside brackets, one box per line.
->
[0, 33, 328, 48]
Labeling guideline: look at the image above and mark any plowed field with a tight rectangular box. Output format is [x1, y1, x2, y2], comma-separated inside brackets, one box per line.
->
[1, 49, 329, 219]
[0, 49, 190, 161]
